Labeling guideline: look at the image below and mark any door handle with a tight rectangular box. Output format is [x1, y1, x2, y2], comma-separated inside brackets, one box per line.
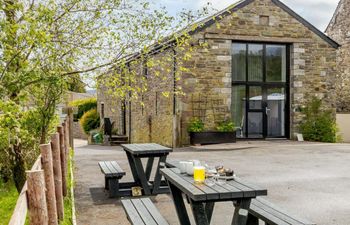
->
[265, 107, 271, 115]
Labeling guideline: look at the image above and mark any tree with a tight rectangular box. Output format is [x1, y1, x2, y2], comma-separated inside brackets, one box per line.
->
[67, 74, 86, 93]
[0, 0, 211, 191]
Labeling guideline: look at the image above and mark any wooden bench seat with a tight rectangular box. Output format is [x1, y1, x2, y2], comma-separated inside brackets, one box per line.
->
[248, 197, 315, 225]
[98, 161, 125, 198]
[121, 198, 169, 225]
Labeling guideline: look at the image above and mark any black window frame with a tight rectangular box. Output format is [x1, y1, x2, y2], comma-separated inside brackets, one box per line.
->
[232, 41, 291, 139]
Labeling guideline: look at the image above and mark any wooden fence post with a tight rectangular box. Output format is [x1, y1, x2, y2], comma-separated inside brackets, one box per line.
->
[64, 120, 70, 150]
[57, 126, 67, 197]
[50, 133, 64, 221]
[40, 144, 58, 225]
[62, 121, 69, 177]
[27, 170, 48, 225]
[68, 107, 74, 148]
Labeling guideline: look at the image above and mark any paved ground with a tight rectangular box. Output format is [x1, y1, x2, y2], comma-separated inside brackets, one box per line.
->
[74, 140, 350, 225]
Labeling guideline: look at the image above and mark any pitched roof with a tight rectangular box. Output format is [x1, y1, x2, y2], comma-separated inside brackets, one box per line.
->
[270, 0, 339, 48]
[189, 0, 339, 48]
[123, 0, 339, 63]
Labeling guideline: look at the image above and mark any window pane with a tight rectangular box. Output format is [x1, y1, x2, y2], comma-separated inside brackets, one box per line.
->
[248, 44, 263, 81]
[248, 112, 263, 138]
[266, 45, 286, 82]
[232, 43, 246, 81]
[249, 86, 262, 109]
[232, 85, 246, 137]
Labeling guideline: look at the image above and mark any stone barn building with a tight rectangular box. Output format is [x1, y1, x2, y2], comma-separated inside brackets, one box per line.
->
[98, 0, 339, 147]
[326, 0, 350, 112]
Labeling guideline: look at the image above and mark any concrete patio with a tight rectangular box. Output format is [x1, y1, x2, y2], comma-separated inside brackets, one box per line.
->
[73, 140, 350, 225]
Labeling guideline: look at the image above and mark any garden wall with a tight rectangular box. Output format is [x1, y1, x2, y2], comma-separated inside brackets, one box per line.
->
[336, 113, 350, 142]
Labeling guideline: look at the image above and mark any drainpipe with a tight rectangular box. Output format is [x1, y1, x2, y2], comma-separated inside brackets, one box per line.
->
[172, 47, 177, 147]
[127, 63, 132, 143]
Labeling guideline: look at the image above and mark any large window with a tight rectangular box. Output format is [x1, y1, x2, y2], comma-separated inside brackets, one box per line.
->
[231, 42, 289, 138]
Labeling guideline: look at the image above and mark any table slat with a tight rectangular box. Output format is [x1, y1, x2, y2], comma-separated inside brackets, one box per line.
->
[234, 177, 268, 196]
[122, 143, 172, 155]
[161, 169, 207, 201]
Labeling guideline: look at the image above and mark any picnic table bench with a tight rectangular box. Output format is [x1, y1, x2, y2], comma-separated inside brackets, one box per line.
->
[98, 161, 125, 197]
[248, 197, 315, 225]
[121, 198, 169, 225]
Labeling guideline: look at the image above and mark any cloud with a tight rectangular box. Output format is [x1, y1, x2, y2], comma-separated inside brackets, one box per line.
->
[159, 0, 340, 31]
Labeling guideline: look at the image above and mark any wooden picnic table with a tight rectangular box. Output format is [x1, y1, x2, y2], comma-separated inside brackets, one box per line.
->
[121, 143, 173, 196]
[160, 167, 267, 225]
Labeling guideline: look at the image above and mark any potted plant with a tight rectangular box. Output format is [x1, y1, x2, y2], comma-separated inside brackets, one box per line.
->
[188, 118, 237, 145]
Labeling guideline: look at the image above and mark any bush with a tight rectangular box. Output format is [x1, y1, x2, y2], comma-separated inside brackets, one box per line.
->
[299, 97, 339, 143]
[187, 118, 205, 132]
[69, 98, 97, 121]
[80, 109, 100, 134]
[216, 120, 235, 132]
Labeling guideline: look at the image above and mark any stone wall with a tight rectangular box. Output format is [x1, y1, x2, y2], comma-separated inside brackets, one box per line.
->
[326, 0, 350, 112]
[97, 81, 124, 135]
[72, 121, 87, 139]
[128, 49, 175, 147]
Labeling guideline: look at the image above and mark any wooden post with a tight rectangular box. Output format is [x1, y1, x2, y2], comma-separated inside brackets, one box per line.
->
[26, 170, 48, 225]
[57, 126, 67, 197]
[67, 108, 74, 148]
[62, 121, 69, 182]
[40, 144, 58, 225]
[63, 120, 70, 150]
[50, 133, 64, 221]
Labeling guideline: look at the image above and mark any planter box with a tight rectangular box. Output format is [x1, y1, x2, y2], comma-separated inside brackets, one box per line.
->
[189, 131, 237, 145]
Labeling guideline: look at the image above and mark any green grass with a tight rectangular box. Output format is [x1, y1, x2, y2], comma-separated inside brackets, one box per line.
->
[0, 180, 19, 225]
[61, 148, 74, 225]
[0, 149, 75, 225]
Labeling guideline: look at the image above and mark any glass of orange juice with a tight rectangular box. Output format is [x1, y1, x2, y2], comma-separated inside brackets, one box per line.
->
[193, 166, 205, 184]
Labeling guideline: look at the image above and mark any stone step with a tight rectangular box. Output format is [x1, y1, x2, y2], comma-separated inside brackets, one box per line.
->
[109, 135, 128, 142]
[110, 140, 129, 146]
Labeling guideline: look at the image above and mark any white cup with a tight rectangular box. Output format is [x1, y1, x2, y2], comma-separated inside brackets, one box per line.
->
[178, 161, 187, 174]
[192, 160, 201, 167]
[185, 161, 194, 175]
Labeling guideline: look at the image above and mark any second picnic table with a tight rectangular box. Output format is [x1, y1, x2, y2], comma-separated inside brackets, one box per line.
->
[160, 167, 268, 225]
[121, 143, 172, 195]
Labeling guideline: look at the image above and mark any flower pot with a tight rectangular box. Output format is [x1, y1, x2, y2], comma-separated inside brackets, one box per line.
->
[189, 131, 237, 145]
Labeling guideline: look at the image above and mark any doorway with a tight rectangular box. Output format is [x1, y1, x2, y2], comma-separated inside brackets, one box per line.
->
[231, 42, 289, 139]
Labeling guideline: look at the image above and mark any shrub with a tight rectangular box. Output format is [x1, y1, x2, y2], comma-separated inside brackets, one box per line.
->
[69, 98, 97, 121]
[299, 97, 339, 143]
[187, 118, 205, 132]
[79, 109, 100, 134]
[216, 120, 235, 132]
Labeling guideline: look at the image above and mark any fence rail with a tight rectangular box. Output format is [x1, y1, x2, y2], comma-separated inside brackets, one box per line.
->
[9, 116, 72, 225]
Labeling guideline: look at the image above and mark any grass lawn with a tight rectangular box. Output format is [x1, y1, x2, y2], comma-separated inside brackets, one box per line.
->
[62, 148, 74, 225]
[0, 180, 19, 225]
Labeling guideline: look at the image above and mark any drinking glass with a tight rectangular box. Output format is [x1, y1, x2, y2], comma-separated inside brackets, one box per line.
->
[193, 166, 205, 184]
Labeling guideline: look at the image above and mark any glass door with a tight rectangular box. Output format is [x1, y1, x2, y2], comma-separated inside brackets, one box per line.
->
[231, 42, 289, 139]
[265, 87, 286, 138]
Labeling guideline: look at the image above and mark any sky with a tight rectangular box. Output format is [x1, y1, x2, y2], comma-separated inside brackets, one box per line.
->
[160, 0, 340, 32]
